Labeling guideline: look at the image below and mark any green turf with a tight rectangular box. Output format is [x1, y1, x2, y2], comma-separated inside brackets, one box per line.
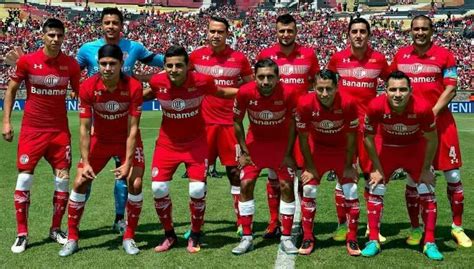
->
[0, 112, 473, 267]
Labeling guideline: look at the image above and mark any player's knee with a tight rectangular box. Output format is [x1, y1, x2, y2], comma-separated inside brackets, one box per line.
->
[267, 169, 277, 180]
[405, 174, 417, 187]
[369, 184, 386, 196]
[303, 185, 317, 199]
[342, 183, 358, 199]
[444, 169, 461, 184]
[16, 173, 34, 191]
[189, 181, 206, 199]
[54, 176, 69, 192]
[417, 183, 435, 194]
[151, 181, 170, 199]
[279, 200, 296, 215]
[238, 199, 255, 216]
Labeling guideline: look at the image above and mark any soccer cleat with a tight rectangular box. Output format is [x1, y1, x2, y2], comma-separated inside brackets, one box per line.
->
[187, 233, 201, 253]
[112, 219, 126, 235]
[236, 225, 243, 237]
[326, 170, 338, 181]
[207, 169, 222, 178]
[451, 226, 472, 248]
[365, 226, 387, 243]
[58, 240, 79, 257]
[154, 232, 178, 253]
[183, 229, 191, 240]
[123, 239, 140, 255]
[423, 243, 444, 261]
[50, 229, 68, 245]
[390, 168, 406, 180]
[333, 225, 348, 242]
[181, 171, 188, 179]
[346, 240, 361, 256]
[298, 239, 314, 255]
[361, 240, 380, 257]
[280, 236, 299, 254]
[263, 223, 281, 239]
[232, 236, 253, 255]
[406, 227, 423, 246]
[11, 236, 28, 254]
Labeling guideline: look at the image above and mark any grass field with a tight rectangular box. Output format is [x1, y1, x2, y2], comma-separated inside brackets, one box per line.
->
[0, 112, 473, 268]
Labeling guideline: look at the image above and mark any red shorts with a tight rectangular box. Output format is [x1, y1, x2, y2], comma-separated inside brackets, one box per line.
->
[78, 135, 145, 174]
[17, 130, 71, 171]
[151, 134, 208, 182]
[206, 124, 238, 166]
[378, 142, 425, 183]
[305, 145, 346, 185]
[434, 111, 462, 171]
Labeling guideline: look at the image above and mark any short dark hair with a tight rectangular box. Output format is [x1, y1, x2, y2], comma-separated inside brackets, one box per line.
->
[101, 7, 124, 24]
[348, 17, 371, 35]
[165, 46, 189, 64]
[42, 18, 64, 33]
[276, 14, 296, 25]
[254, 58, 279, 76]
[317, 69, 338, 86]
[98, 44, 123, 61]
[410, 15, 433, 29]
[210, 16, 230, 31]
[386, 71, 411, 88]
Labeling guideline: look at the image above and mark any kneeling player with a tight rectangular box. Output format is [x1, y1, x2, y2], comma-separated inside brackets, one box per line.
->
[296, 70, 361, 256]
[361, 71, 442, 260]
[231, 58, 298, 255]
[59, 45, 144, 256]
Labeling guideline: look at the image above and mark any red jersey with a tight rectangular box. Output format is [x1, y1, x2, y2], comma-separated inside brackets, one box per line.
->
[327, 47, 388, 116]
[296, 92, 359, 148]
[390, 44, 458, 107]
[11, 49, 81, 132]
[258, 43, 320, 96]
[233, 81, 297, 142]
[364, 94, 436, 146]
[149, 71, 218, 144]
[79, 74, 143, 143]
[190, 45, 253, 125]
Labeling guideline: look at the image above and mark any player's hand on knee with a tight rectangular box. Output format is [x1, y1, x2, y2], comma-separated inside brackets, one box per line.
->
[238, 153, 254, 168]
[81, 164, 96, 181]
[112, 162, 131, 179]
[4, 46, 24, 66]
[369, 170, 384, 189]
[301, 168, 318, 185]
[2, 123, 14, 142]
[420, 168, 436, 188]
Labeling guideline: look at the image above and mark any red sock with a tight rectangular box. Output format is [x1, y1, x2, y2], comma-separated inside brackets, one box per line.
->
[240, 215, 253, 236]
[281, 214, 294, 236]
[405, 185, 420, 228]
[67, 200, 85, 241]
[335, 187, 347, 225]
[367, 193, 383, 241]
[345, 198, 360, 241]
[447, 182, 464, 227]
[189, 197, 206, 233]
[14, 190, 30, 236]
[301, 197, 316, 241]
[51, 191, 69, 230]
[154, 195, 173, 231]
[266, 179, 280, 225]
[232, 192, 240, 226]
[124, 198, 143, 240]
[420, 193, 437, 243]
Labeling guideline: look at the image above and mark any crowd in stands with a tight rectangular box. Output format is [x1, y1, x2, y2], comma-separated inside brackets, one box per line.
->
[0, 4, 472, 94]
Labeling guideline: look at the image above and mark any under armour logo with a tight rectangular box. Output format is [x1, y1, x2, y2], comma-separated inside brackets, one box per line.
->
[33, 64, 43, 69]
[383, 114, 391, 119]
[312, 111, 319, 117]
[202, 56, 210, 60]
[159, 87, 167, 93]
[270, 55, 278, 60]
[94, 91, 102, 96]
[249, 100, 258, 106]
[403, 54, 410, 59]
[342, 58, 350, 63]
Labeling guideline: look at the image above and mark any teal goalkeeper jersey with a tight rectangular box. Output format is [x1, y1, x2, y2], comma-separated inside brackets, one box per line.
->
[76, 38, 164, 76]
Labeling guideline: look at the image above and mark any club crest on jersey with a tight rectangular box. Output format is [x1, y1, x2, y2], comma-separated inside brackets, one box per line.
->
[353, 68, 367, 79]
[211, 67, 223, 76]
[19, 154, 29, 164]
[152, 167, 159, 177]
[259, 110, 273, 120]
[33, 64, 43, 69]
[171, 98, 186, 111]
[319, 120, 334, 129]
[44, 75, 60, 87]
[105, 101, 120, 112]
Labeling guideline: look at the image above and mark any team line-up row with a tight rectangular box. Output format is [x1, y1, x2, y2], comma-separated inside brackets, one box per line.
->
[1, 9, 471, 260]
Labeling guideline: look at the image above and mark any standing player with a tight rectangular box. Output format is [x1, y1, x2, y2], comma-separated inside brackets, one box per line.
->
[257, 13, 320, 238]
[391, 15, 471, 247]
[76, 7, 165, 234]
[327, 18, 388, 243]
[361, 71, 442, 260]
[296, 70, 361, 256]
[144, 46, 238, 254]
[232, 59, 298, 255]
[2, 18, 81, 253]
[59, 44, 144, 257]
[189, 16, 253, 236]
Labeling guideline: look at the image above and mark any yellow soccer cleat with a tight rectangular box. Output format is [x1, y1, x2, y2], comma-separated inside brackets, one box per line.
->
[333, 225, 348, 242]
[452, 226, 472, 248]
[406, 227, 423, 246]
[365, 225, 387, 243]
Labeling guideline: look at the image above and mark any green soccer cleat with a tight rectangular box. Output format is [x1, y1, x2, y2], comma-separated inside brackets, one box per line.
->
[406, 227, 423, 246]
[333, 225, 348, 242]
[423, 243, 444, 261]
[361, 240, 380, 257]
